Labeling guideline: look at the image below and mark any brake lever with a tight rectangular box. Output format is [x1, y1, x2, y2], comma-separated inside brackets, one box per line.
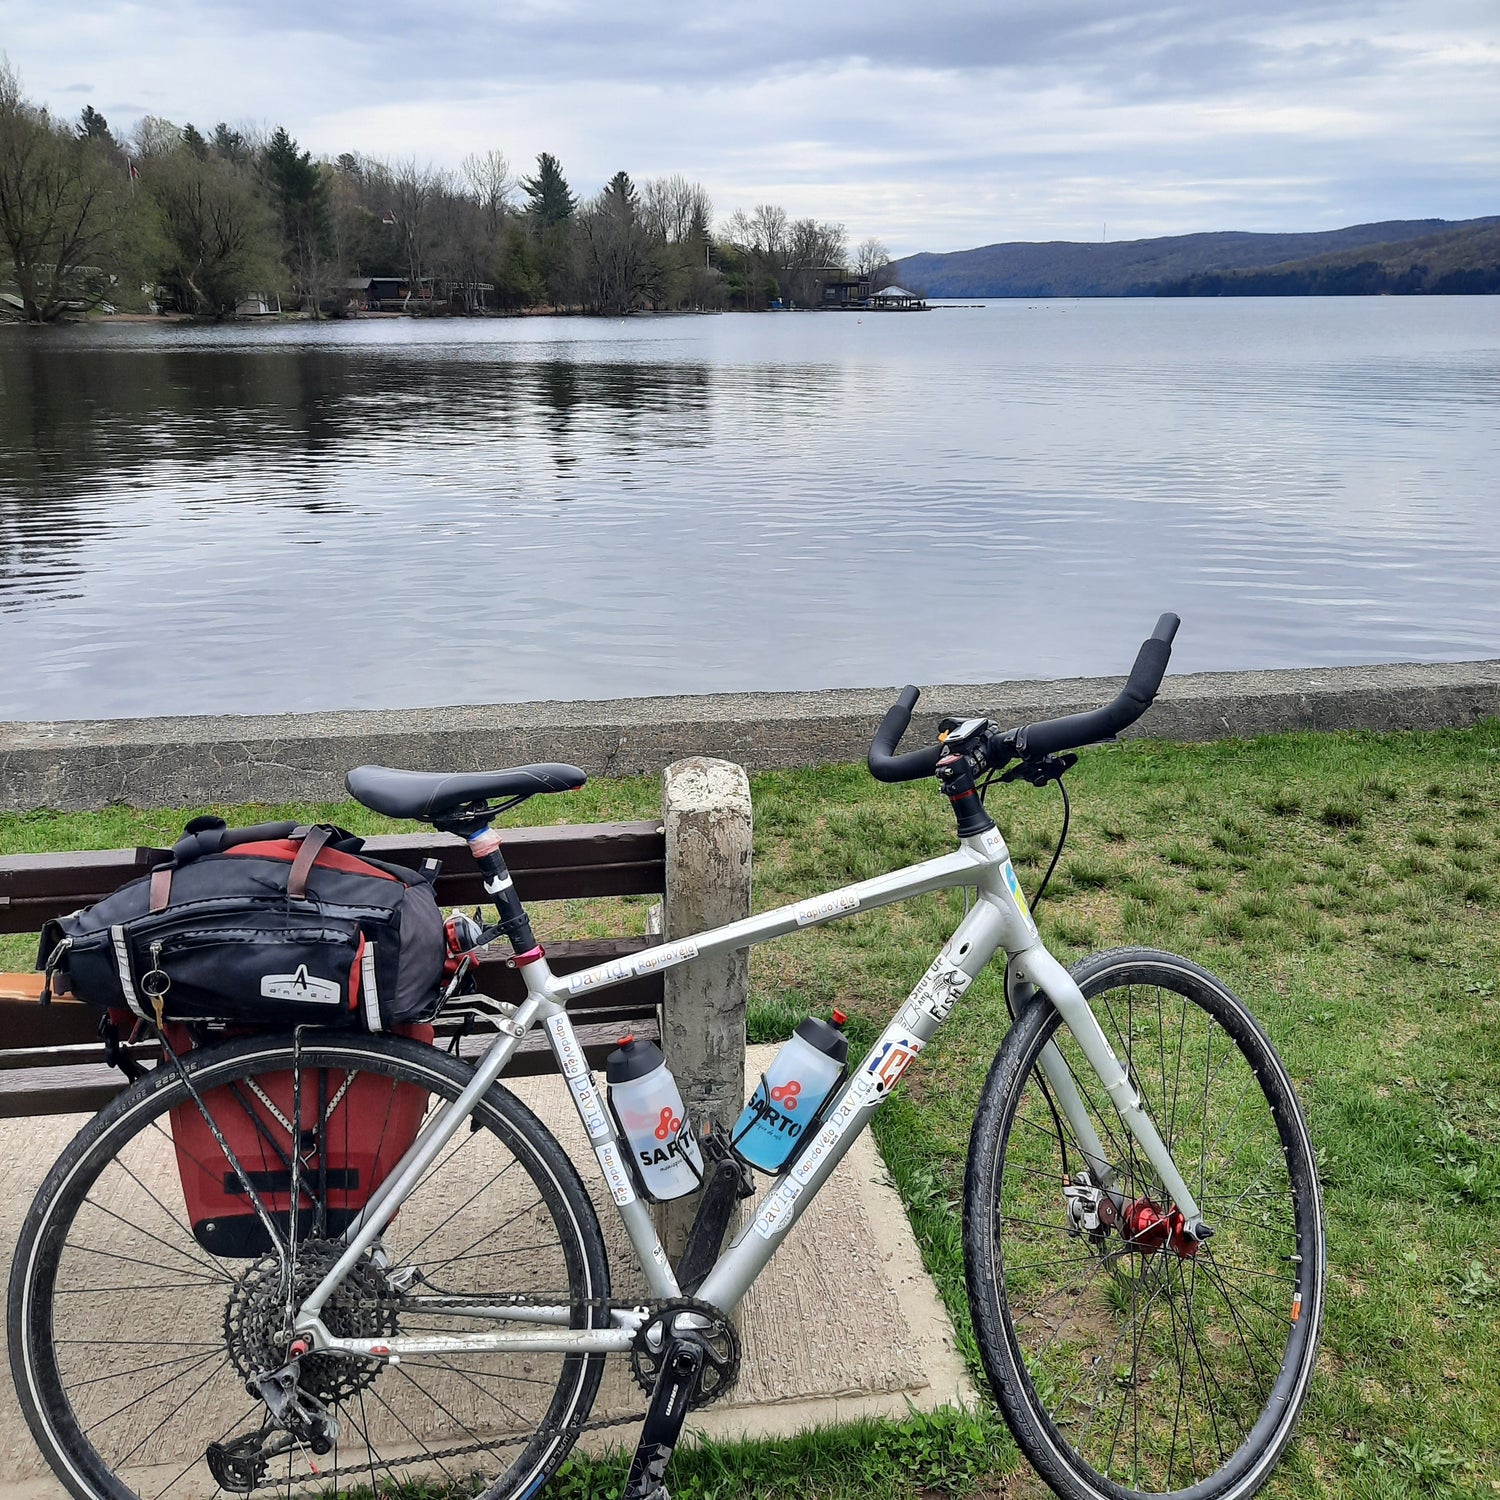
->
[1001, 753, 1078, 788]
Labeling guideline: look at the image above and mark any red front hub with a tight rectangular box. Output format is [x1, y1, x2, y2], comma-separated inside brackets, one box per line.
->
[1121, 1198, 1199, 1257]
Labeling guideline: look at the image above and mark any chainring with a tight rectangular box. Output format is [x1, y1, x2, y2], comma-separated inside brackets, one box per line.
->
[629, 1297, 741, 1408]
[223, 1240, 397, 1402]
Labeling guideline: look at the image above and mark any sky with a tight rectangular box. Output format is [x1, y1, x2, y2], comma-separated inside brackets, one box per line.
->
[3, 1, 1498, 256]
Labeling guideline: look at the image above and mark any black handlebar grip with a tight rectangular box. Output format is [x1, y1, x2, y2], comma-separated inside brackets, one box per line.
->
[1122, 636, 1172, 711]
[868, 685, 943, 783]
[1017, 613, 1180, 760]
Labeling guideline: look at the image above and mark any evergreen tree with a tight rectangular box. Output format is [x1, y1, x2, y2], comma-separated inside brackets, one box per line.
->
[521, 152, 574, 225]
[262, 125, 332, 310]
[181, 123, 209, 160]
[211, 122, 248, 165]
[76, 104, 113, 144]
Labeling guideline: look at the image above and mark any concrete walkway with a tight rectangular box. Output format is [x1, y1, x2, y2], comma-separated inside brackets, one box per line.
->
[0, 1047, 972, 1493]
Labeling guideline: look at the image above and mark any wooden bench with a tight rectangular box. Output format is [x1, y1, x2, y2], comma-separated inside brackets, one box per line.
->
[0, 821, 667, 1118]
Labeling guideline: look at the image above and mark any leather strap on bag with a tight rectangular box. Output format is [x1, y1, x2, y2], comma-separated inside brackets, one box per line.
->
[148, 866, 174, 913]
[287, 825, 335, 900]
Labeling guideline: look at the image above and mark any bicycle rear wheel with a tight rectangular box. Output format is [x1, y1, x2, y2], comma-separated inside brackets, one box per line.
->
[9, 1031, 611, 1500]
[963, 948, 1324, 1500]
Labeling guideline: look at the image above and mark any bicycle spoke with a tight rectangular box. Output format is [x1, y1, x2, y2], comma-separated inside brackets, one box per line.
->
[19, 1036, 606, 1500]
[981, 960, 1321, 1496]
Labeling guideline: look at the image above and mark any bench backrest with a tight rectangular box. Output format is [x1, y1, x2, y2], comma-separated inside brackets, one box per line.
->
[0, 822, 667, 1116]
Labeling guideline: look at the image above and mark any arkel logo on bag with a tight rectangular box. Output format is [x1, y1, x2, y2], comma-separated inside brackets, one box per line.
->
[260, 964, 341, 1004]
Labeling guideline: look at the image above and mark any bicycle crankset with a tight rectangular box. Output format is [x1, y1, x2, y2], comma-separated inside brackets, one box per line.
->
[629, 1296, 741, 1408]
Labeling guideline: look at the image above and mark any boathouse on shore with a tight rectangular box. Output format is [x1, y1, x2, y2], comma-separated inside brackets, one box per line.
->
[869, 284, 926, 310]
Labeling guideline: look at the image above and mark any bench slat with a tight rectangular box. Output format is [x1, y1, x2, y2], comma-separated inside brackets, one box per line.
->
[0, 1017, 662, 1118]
[0, 936, 661, 1057]
[0, 823, 665, 933]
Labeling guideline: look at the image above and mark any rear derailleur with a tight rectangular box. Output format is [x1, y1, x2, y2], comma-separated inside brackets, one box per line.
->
[206, 1365, 339, 1493]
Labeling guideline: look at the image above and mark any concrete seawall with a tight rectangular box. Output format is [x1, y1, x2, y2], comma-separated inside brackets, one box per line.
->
[2, 659, 1497, 812]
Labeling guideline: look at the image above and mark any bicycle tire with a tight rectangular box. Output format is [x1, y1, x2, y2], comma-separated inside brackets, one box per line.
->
[963, 948, 1324, 1500]
[9, 1031, 611, 1500]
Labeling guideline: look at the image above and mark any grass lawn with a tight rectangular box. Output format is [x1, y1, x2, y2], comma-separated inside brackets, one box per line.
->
[3, 721, 1498, 1498]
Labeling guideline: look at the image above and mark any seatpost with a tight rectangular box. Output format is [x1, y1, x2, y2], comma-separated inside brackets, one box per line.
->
[465, 826, 540, 956]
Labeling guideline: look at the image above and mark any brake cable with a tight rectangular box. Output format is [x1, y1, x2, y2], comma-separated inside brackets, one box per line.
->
[1029, 773, 1070, 914]
[978, 753, 1076, 1175]
[977, 752, 1074, 915]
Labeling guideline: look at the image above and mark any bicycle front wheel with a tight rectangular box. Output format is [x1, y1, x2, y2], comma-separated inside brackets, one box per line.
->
[9, 1031, 611, 1500]
[963, 948, 1324, 1500]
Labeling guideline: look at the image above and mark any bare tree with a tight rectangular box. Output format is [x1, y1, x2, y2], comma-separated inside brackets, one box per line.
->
[855, 235, 891, 284]
[131, 115, 183, 160]
[722, 203, 794, 307]
[579, 170, 660, 314]
[146, 148, 281, 316]
[387, 157, 445, 296]
[640, 174, 711, 245]
[0, 61, 137, 321]
[784, 217, 848, 306]
[462, 149, 513, 238]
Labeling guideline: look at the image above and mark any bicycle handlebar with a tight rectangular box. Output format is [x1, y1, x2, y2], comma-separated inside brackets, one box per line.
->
[867, 685, 943, 783]
[1015, 611, 1179, 760]
[865, 613, 1180, 784]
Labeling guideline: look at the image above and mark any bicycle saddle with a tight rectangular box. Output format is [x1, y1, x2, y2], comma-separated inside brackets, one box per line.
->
[345, 762, 587, 821]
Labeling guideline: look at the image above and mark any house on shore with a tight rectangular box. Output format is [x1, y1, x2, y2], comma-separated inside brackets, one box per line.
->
[814, 275, 928, 310]
[820, 273, 871, 308]
[344, 277, 495, 313]
[234, 291, 282, 317]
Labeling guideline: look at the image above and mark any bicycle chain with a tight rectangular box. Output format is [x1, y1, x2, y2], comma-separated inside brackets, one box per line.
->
[248, 1290, 699, 1492]
[273, 1404, 653, 1491]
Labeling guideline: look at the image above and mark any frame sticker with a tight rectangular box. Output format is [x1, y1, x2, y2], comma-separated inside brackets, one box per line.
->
[545, 1013, 589, 1078]
[751, 1178, 803, 1239]
[791, 1119, 844, 1185]
[979, 827, 1007, 860]
[567, 1073, 611, 1140]
[795, 890, 860, 926]
[1002, 860, 1037, 932]
[568, 957, 633, 995]
[567, 939, 703, 995]
[910, 953, 973, 1024]
[865, 1034, 923, 1097]
[595, 1142, 636, 1205]
[633, 939, 699, 973]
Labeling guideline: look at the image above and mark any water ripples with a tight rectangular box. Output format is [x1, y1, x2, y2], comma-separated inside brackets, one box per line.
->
[2, 298, 1498, 718]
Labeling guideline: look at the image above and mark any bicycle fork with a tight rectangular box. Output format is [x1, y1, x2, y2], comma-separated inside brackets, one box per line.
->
[1007, 943, 1211, 1240]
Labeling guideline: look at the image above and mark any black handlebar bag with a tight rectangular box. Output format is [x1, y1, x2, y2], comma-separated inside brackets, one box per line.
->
[39, 819, 446, 1031]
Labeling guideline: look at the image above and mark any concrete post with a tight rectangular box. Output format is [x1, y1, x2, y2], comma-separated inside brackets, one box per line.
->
[656, 757, 752, 1258]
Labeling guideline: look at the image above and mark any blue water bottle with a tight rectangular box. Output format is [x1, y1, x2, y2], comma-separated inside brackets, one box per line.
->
[731, 1011, 848, 1173]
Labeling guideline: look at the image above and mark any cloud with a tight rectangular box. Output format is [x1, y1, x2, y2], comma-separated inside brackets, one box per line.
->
[5, 1, 1497, 251]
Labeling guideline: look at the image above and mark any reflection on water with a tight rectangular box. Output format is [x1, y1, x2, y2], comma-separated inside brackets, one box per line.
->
[1, 300, 1497, 720]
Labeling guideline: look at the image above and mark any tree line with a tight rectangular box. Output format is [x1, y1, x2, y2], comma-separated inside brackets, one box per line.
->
[0, 63, 893, 323]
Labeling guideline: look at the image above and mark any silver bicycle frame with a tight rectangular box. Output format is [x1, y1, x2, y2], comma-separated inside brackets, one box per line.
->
[296, 822, 1205, 1362]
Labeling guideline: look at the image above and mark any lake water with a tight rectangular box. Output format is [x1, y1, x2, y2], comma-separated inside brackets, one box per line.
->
[2, 298, 1497, 721]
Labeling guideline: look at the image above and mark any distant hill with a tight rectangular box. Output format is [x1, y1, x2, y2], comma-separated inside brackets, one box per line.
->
[1154, 221, 1500, 296]
[891, 217, 1500, 298]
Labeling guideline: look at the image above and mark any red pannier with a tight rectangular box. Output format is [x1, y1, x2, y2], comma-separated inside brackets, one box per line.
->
[169, 1024, 434, 1257]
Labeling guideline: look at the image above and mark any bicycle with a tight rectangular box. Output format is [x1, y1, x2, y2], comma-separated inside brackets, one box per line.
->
[8, 613, 1324, 1500]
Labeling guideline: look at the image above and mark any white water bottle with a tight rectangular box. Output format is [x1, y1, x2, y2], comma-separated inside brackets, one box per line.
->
[731, 1011, 849, 1173]
[605, 1035, 704, 1201]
